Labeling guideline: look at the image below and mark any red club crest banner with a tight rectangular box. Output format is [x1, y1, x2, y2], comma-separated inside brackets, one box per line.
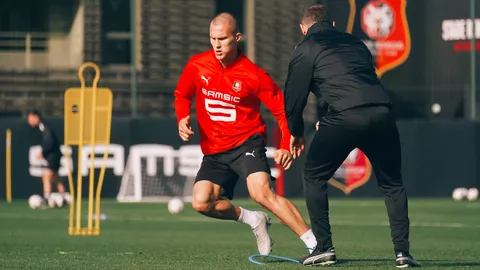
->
[328, 148, 372, 195]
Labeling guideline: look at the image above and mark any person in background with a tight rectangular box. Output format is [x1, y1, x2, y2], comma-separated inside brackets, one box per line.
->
[27, 110, 71, 206]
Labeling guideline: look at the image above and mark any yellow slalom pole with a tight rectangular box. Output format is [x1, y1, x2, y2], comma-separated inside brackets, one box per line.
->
[75, 64, 88, 235]
[6, 129, 11, 203]
[65, 149, 75, 235]
[87, 64, 100, 234]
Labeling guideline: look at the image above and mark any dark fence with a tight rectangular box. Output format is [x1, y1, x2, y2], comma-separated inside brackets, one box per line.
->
[1, 0, 479, 119]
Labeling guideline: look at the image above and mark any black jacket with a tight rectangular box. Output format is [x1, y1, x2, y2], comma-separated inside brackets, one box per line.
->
[39, 122, 61, 157]
[284, 21, 392, 136]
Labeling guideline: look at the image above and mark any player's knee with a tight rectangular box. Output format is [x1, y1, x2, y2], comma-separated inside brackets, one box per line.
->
[191, 193, 215, 214]
[191, 181, 222, 214]
[191, 200, 214, 214]
[249, 187, 275, 207]
[252, 195, 269, 207]
[43, 169, 54, 178]
[247, 172, 275, 206]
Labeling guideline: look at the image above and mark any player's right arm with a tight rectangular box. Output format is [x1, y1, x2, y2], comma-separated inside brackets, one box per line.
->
[174, 59, 197, 141]
[256, 71, 294, 169]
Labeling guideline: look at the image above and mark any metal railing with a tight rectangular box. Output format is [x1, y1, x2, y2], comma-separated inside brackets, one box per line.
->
[0, 32, 50, 69]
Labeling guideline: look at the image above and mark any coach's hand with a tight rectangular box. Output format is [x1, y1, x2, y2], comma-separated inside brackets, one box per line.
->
[274, 149, 293, 170]
[315, 121, 320, 131]
[178, 116, 194, 141]
[290, 136, 306, 159]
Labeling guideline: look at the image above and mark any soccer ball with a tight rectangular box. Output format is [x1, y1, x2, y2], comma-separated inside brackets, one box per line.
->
[63, 193, 72, 205]
[467, 188, 479, 201]
[452, 187, 468, 201]
[168, 198, 184, 214]
[28, 194, 44, 209]
[48, 193, 64, 208]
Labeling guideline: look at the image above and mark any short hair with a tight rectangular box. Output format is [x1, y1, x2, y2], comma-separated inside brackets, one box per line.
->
[211, 12, 239, 34]
[27, 109, 42, 119]
[301, 4, 330, 25]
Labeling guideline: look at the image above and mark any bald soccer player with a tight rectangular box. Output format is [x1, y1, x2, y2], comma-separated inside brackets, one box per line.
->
[174, 13, 317, 256]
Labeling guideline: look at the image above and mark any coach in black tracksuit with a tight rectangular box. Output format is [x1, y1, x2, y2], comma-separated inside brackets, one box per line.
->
[283, 5, 419, 268]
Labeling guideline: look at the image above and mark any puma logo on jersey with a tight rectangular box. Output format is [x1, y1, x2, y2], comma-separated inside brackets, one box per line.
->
[245, 151, 255, 157]
[201, 75, 210, 85]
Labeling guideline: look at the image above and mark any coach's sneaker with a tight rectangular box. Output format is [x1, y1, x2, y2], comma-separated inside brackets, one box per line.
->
[300, 247, 336, 266]
[395, 252, 420, 268]
[252, 211, 272, 255]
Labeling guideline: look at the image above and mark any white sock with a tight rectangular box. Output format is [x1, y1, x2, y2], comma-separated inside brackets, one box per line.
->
[300, 229, 317, 253]
[43, 193, 51, 200]
[237, 207, 261, 229]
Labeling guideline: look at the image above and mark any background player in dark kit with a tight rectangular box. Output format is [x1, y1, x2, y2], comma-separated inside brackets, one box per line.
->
[27, 110, 71, 205]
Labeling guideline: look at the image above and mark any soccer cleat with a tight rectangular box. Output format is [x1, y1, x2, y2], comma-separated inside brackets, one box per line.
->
[300, 247, 336, 266]
[251, 211, 272, 255]
[395, 252, 421, 268]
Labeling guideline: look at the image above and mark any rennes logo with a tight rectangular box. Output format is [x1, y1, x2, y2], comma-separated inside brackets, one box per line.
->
[361, 1, 394, 39]
[355, 0, 411, 78]
[232, 81, 241, 92]
[328, 148, 372, 195]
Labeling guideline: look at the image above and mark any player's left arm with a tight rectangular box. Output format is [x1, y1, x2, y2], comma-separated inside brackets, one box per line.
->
[257, 71, 291, 152]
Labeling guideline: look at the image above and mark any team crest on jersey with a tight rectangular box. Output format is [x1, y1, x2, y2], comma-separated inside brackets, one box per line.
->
[232, 81, 241, 92]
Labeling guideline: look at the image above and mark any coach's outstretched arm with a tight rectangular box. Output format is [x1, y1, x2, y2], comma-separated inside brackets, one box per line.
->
[284, 43, 314, 137]
[284, 43, 314, 158]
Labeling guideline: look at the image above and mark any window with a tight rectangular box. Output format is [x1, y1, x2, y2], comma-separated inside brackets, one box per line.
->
[101, 0, 131, 65]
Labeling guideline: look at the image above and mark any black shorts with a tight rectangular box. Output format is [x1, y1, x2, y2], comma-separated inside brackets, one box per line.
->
[195, 134, 273, 200]
[45, 154, 61, 173]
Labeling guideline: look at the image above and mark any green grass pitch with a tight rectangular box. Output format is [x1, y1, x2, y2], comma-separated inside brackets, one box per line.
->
[1, 198, 479, 269]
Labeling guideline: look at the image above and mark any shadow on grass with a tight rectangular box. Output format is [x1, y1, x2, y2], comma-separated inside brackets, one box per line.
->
[335, 258, 480, 267]
[255, 258, 480, 268]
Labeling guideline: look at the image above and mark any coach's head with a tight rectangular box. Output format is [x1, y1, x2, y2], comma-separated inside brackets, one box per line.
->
[209, 12, 242, 66]
[300, 4, 332, 36]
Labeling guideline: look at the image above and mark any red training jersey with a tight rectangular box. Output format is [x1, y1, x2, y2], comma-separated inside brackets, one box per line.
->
[174, 49, 291, 155]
